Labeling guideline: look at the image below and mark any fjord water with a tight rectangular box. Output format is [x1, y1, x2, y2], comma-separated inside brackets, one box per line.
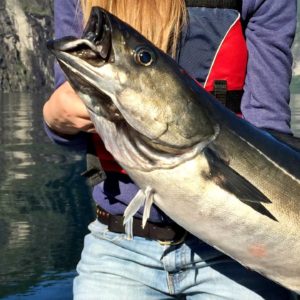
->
[0, 93, 95, 299]
[0, 93, 299, 299]
[291, 94, 300, 136]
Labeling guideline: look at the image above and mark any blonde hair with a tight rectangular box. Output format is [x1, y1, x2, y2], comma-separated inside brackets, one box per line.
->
[79, 0, 187, 56]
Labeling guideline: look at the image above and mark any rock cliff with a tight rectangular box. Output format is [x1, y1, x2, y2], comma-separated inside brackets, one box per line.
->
[0, 0, 54, 92]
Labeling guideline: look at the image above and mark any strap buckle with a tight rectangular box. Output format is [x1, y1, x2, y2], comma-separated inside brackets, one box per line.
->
[158, 230, 188, 246]
[213, 80, 227, 106]
[81, 166, 107, 186]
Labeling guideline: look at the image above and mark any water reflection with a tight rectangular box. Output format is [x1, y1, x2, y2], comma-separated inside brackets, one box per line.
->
[291, 94, 300, 137]
[0, 93, 299, 299]
[0, 93, 95, 299]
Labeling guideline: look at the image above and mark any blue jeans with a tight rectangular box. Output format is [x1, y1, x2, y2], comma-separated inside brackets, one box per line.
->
[73, 220, 294, 300]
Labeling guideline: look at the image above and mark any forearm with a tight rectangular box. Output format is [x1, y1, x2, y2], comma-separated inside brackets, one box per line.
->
[44, 0, 91, 150]
[43, 82, 89, 135]
[43, 82, 94, 149]
[43, 120, 88, 150]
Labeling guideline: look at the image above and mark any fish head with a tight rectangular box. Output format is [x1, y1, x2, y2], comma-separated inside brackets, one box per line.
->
[47, 7, 215, 151]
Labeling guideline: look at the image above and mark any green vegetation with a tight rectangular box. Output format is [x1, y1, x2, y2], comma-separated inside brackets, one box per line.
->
[290, 75, 300, 94]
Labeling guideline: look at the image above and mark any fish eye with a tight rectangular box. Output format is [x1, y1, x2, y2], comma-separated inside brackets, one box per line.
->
[134, 47, 155, 66]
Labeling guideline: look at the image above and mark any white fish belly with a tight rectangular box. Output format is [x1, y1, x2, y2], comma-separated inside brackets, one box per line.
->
[126, 154, 300, 292]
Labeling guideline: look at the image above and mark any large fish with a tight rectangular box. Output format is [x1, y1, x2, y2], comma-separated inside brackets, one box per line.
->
[48, 7, 300, 292]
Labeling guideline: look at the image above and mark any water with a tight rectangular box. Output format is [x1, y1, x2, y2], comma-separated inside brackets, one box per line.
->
[0, 93, 95, 299]
[0, 93, 299, 299]
[291, 94, 300, 137]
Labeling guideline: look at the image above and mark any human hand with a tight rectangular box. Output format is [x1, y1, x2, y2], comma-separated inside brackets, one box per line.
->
[43, 82, 96, 135]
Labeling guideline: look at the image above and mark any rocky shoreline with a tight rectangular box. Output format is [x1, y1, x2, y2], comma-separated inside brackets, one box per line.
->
[0, 0, 54, 92]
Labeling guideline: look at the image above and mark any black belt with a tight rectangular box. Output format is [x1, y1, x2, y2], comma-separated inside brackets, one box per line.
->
[96, 206, 187, 244]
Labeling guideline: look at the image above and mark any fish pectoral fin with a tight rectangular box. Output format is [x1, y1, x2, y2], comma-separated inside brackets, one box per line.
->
[123, 189, 146, 240]
[242, 202, 278, 221]
[123, 187, 156, 238]
[142, 187, 155, 228]
[204, 148, 271, 203]
[204, 149, 277, 221]
[123, 189, 146, 225]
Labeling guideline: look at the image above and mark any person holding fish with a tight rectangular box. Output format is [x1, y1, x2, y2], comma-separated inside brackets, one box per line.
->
[43, 0, 298, 299]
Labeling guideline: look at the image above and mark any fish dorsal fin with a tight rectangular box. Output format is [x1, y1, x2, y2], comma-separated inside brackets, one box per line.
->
[204, 148, 277, 221]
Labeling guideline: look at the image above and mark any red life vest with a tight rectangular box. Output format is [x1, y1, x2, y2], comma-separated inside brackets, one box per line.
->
[204, 15, 247, 93]
[91, 133, 125, 174]
[88, 4, 248, 176]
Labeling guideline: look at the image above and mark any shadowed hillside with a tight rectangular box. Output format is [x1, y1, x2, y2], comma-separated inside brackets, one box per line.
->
[0, 0, 299, 92]
[0, 0, 53, 92]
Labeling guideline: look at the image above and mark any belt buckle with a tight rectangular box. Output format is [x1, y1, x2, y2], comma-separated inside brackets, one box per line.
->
[158, 230, 188, 246]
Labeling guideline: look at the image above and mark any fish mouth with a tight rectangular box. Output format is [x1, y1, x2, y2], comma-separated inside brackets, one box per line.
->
[47, 8, 114, 67]
[47, 8, 123, 121]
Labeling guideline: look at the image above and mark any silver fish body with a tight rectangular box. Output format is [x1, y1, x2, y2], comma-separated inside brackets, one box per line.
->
[48, 8, 300, 292]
